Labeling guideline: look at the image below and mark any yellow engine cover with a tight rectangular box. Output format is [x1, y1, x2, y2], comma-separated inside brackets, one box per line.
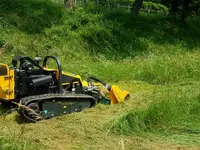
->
[0, 64, 15, 101]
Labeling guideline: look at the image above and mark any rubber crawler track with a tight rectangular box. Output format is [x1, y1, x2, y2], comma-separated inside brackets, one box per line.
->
[18, 93, 96, 122]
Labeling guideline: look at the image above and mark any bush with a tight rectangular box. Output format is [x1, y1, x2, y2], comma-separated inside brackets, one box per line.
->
[0, 0, 63, 33]
[88, 0, 169, 14]
[142, 1, 169, 14]
[0, 39, 5, 48]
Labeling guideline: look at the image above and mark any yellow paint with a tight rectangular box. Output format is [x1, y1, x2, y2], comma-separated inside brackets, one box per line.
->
[82, 80, 104, 87]
[62, 72, 82, 81]
[81, 79, 130, 104]
[0, 64, 15, 101]
[0, 62, 130, 105]
[82, 80, 88, 87]
[43, 68, 59, 80]
[44, 68, 83, 85]
[108, 85, 130, 104]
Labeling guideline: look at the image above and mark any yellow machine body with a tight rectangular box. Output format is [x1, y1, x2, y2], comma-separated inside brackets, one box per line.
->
[0, 56, 130, 122]
[44, 68, 82, 86]
[0, 63, 15, 101]
[0, 62, 130, 104]
[0, 65, 82, 101]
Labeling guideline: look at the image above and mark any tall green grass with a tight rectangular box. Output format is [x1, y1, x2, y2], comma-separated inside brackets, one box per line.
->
[110, 83, 200, 144]
[1, 0, 200, 85]
[0, 118, 26, 150]
[1, 0, 200, 148]
[0, 137, 24, 150]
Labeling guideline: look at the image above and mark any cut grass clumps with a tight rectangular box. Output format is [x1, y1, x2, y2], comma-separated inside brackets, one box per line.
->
[110, 86, 200, 136]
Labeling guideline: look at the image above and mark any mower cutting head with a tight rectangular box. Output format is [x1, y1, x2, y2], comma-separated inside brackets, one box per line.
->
[108, 85, 130, 104]
[82, 75, 130, 104]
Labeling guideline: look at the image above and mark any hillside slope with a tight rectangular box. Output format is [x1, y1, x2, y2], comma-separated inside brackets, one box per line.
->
[1, 0, 200, 149]
[1, 81, 200, 150]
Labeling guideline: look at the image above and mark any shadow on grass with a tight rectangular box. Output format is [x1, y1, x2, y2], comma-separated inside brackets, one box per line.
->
[121, 13, 200, 50]
[15, 115, 28, 124]
[0, 102, 28, 124]
[84, 9, 200, 59]
[0, 102, 12, 115]
[0, 0, 63, 34]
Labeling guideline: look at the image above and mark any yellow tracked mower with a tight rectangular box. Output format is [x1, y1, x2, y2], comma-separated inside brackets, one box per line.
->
[0, 56, 129, 122]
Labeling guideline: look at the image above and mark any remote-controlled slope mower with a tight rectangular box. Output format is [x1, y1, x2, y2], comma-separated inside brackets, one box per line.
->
[0, 56, 129, 122]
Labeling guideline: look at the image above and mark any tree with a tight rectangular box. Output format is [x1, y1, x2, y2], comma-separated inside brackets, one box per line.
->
[130, 0, 199, 20]
[169, 0, 198, 23]
[64, 0, 73, 9]
[181, 0, 190, 23]
[170, 0, 180, 14]
[131, 0, 144, 16]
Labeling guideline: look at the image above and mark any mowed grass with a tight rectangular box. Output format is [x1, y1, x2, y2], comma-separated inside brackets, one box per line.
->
[1, 0, 200, 149]
[0, 82, 200, 150]
[110, 82, 200, 143]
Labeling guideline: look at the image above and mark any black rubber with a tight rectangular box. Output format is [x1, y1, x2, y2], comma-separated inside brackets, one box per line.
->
[18, 93, 96, 122]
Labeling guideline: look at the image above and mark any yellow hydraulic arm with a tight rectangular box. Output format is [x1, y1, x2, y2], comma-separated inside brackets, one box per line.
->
[82, 75, 130, 104]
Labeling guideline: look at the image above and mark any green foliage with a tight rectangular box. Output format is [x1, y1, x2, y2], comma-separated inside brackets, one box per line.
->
[0, 0, 63, 33]
[0, 137, 23, 150]
[1, 0, 200, 84]
[142, 1, 168, 13]
[190, 0, 200, 16]
[109, 0, 132, 5]
[0, 39, 5, 48]
[1, 0, 200, 148]
[89, 0, 168, 14]
[145, 0, 161, 3]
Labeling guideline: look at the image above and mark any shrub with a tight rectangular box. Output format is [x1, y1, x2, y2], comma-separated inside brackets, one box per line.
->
[142, 1, 169, 14]
[0, 39, 5, 48]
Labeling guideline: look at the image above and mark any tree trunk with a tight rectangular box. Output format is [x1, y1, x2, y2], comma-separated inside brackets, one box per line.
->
[171, 0, 179, 14]
[64, 0, 73, 9]
[131, 0, 143, 16]
[180, 0, 190, 23]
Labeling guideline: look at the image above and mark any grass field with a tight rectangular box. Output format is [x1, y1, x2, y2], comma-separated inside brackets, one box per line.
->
[1, 0, 200, 149]
[1, 81, 200, 149]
